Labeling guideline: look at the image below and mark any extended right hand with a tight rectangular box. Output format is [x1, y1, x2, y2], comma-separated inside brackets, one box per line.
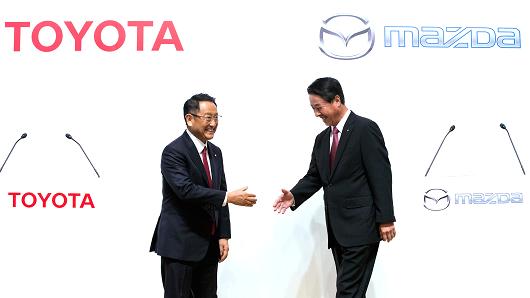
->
[272, 189, 294, 214]
[227, 186, 257, 207]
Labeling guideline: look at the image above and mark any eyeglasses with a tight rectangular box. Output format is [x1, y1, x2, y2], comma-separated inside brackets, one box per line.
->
[190, 113, 221, 123]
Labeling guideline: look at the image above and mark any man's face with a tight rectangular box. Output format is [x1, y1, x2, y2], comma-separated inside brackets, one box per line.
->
[186, 101, 219, 143]
[309, 94, 341, 126]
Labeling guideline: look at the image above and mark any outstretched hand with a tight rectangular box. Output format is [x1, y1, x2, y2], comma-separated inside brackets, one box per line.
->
[227, 186, 257, 207]
[273, 189, 294, 214]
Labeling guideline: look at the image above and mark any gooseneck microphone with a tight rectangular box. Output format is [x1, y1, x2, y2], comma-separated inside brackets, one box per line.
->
[0, 133, 28, 174]
[65, 133, 100, 178]
[425, 125, 455, 177]
[500, 123, 525, 175]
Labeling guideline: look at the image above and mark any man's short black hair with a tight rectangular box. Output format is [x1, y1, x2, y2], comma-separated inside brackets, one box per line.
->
[307, 77, 345, 104]
[183, 93, 217, 120]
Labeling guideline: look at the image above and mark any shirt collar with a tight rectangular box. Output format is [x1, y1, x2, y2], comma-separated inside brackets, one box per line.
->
[333, 110, 351, 133]
[186, 129, 207, 154]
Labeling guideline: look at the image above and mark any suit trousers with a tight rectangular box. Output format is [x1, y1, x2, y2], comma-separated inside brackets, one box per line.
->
[161, 239, 219, 298]
[331, 242, 380, 298]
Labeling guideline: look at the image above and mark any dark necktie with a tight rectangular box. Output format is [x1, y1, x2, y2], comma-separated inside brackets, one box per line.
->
[201, 146, 216, 235]
[330, 126, 339, 170]
[201, 146, 213, 188]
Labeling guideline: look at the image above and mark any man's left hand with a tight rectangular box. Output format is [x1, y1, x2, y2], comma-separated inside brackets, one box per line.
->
[219, 239, 229, 262]
[379, 223, 396, 242]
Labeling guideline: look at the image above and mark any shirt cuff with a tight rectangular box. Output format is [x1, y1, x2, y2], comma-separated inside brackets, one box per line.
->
[222, 193, 228, 206]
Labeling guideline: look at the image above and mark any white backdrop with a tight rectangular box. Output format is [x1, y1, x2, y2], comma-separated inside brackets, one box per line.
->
[1, 0, 529, 297]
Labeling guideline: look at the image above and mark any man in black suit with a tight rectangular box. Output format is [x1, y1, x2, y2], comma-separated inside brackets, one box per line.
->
[151, 93, 257, 298]
[273, 77, 396, 298]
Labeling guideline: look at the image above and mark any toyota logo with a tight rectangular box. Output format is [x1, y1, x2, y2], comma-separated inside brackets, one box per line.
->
[319, 14, 375, 60]
[424, 188, 450, 211]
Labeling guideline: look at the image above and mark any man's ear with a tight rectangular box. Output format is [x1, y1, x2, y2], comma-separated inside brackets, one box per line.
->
[185, 114, 193, 127]
[334, 95, 341, 106]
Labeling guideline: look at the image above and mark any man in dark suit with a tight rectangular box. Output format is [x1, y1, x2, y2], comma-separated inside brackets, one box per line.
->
[273, 77, 396, 298]
[151, 93, 257, 298]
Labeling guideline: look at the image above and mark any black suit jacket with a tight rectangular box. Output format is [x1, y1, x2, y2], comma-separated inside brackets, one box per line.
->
[150, 131, 231, 262]
[291, 112, 395, 248]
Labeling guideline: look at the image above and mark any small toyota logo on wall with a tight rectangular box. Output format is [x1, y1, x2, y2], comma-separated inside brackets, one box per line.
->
[424, 188, 450, 211]
[319, 14, 375, 60]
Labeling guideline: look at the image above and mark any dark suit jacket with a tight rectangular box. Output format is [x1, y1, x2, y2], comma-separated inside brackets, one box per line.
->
[150, 131, 231, 262]
[291, 112, 395, 248]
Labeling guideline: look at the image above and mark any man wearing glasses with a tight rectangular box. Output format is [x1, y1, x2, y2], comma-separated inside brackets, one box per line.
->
[150, 93, 257, 298]
[273, 77, 396, 298]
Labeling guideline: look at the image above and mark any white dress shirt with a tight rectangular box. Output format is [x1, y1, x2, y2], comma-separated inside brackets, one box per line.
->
[329, 110, 351, 151]
[186, 129, 228, 206]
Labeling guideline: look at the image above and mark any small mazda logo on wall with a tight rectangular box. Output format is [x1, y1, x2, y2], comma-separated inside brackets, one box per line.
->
[424, 188, 450, 211]
[319, 14, 375, 60]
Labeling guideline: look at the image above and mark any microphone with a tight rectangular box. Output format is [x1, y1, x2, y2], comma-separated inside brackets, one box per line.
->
[65, 133, 100, 178]
[500, 123, 525, 175]
[0, 133, 28, 174]
[425, 125, 455, 177]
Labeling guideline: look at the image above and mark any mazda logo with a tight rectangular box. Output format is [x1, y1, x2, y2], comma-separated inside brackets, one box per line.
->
[319, 14, 375, 60]
[424, 188, 450, 211]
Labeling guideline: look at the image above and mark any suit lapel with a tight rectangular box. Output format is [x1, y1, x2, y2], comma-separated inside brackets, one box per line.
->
[182, 132, 210, 186]
[330, 112, 355, 179]
[319, 128, 331, 183]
